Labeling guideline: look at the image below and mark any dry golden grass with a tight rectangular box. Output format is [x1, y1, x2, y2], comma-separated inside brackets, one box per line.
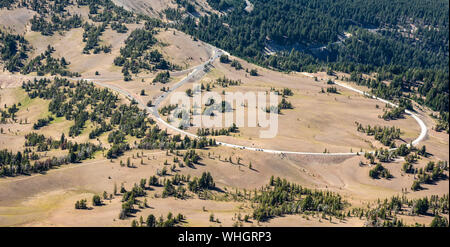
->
[155, 28, 212, 70]
[0, 7, 35, 34]
[112, 0, 217, 18]
[0, 143, 447, 226]
[160, 57, 422, 154]
[0, 13, 447, 226]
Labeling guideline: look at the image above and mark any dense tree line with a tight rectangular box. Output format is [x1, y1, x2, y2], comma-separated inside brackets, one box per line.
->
[0, 0, 14, 8]
[345, 65, 448, 116]
[365, 143, 431, 167]
[20, 77, 219, 159]
[0, 149, 32, 177]
[431, 112, 449, 133]
[196, 124, 238, 137]
[326, 87, 338, 94]
[0, 138, 100, 177]
[21, 77, 148, 160]
[369, 163, 393, 179]
[268, 87, 294, 112]
[0, 103, 20, 123]
[215, 76, 241, 87]
[110, 21, 128, 33]
[157, 170, 215, 199]
[0, 30, 30, 72]
[16, 0, 80, 35]
[114, 24, 178, 80]
[32, 115, 54, 130]
[251, 176, 345, 222]
[77, 0, 140, 27]
[352, 194, 449, 227]
[153, 71, 171, 84]
[430, 215, 449, 227]
[188, 172, 215, 193]
[381, 106, 405, 121]
[138, 212, 185, 227]
[264, 105, 279, 114]
[23, 77, 118, 131]
[356, 123, 401, 147]
[17, 0, 73, 15]
[106, 143, 130, 159]
[119, 182, 147, 219]
[30, 14, 83, 36]
[138, 127, 217, 151]
[2, 0, 144, 75]
[118, 174, 186, 225]
[162, 176, 188, 199]
[278, 98, 293, 110]
[21, 45, 79, 77]
[82, 22, 111, 54]
[182, 0, 448, 70]
[25, 0, 139, 36]
[21, 77, 218, 160]
[206, 0, 242, 12]
[89, 121, 112, 139]
[159, 104, 178, 116]
[175, 0, 448, 118]
[411, 161, 448, 191]
[74, 199, 88, 209]
[6, 74, 216, 179]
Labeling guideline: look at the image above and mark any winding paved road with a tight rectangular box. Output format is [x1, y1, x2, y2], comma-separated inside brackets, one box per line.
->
[86, 47, 427, 156]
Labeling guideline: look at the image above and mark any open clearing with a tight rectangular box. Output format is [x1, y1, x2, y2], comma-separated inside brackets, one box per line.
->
[112, 0, 217, 18]
[1, 66, 448, 226]
[1, 50, 448, 227]
[0, 143, 447, 226]
[0, 4, 448, 227]
[160, 56, 422, 154]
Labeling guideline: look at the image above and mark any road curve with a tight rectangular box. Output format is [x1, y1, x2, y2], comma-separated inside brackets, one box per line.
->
[86, 48, 427, 156]
[332, 81, 428, 148]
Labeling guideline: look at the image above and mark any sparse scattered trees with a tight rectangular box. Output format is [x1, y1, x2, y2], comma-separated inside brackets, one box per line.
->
[92, 195, 102, 206]
[75, 199, 88, 209]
